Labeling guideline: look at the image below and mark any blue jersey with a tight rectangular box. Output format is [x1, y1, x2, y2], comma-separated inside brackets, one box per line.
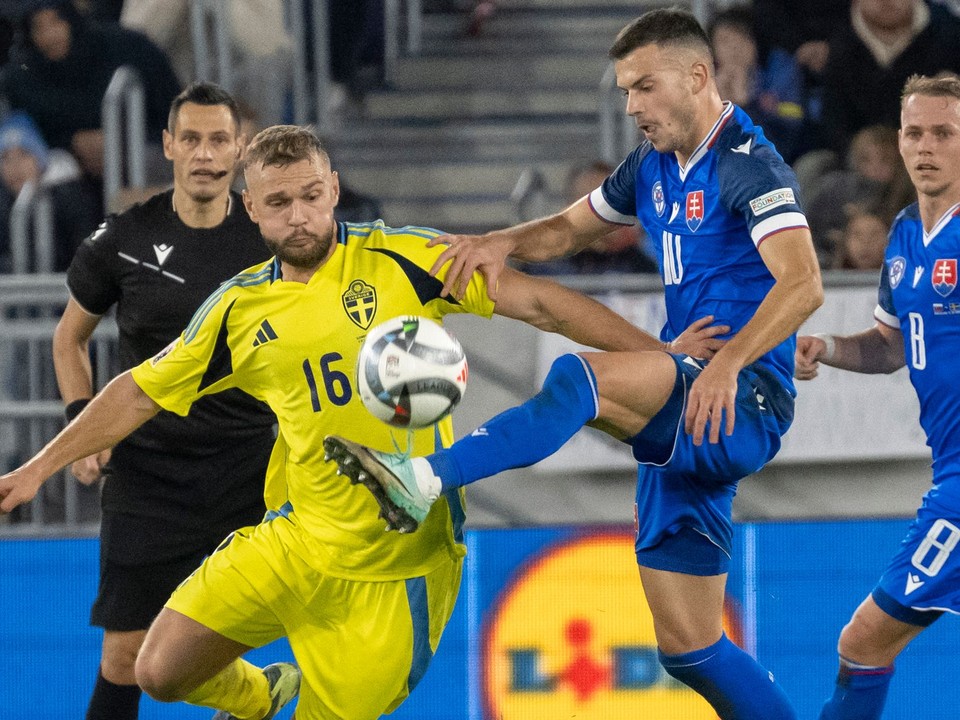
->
[591, 103, 808, 393]
[877, 202, 960, 498]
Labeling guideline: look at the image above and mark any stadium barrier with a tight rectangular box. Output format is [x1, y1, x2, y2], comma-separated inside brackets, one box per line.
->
[1, 519, 957, 720]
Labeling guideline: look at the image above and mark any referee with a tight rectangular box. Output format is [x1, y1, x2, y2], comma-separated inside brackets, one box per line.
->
[51, 82, 275, 720]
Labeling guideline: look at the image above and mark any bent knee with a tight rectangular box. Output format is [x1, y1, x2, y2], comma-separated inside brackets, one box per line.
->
[135, 651, 188, 703]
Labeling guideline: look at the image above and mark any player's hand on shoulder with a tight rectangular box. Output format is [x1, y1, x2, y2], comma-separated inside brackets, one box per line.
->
[0, 467, 43, 514]
[685, 359, 738, 446]
[668, 315, 730, 360]
[427, 232, 514, 302]
[794, 335, 826, 381]
[70, 449, 112, 486]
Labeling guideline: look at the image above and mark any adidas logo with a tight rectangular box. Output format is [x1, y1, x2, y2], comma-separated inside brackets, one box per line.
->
[252, 319, 278, 347]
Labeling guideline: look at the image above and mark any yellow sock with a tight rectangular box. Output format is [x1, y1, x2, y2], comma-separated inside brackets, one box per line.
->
[183, 658, 271, 720]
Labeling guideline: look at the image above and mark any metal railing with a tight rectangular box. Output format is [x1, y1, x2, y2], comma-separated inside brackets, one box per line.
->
[286, 0, 331, 130]
[384, 0, 423, 85]
[0, 276, 118, 536]
[189, 0, 234, 92]
[510, 167, 554, 223]
[102, 66, 147, 213]
[598, 62, 638, 165]
[9, 180, 55, 274]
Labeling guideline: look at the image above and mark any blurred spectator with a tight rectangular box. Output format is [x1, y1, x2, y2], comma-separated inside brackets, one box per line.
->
[518, 161, 658, 276]
[752, 0, 849, 72]
[328, 0, 385, 108]
[805, 124, 913, 267]
[1, 0, 180, 197]
[832, 199, 893, 271]
[74, 0, 122, 22]
[708, 6, 806, 162]
[0, 111, 100, 273]
[466, 0, 497, 37]
[336, 183, 385, 224]
[822, 0, 960, 154]
[0, 12, 12, 66]
[121, 0, 292, 127]
[752, 0, 850, 151]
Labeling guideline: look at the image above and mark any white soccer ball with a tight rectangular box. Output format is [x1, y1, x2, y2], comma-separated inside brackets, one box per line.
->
[356, 316, 468, 429]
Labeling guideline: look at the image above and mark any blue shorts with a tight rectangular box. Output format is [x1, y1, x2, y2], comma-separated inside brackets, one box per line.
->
[872, 495, 960, 627]
[630, 355, 794, 576]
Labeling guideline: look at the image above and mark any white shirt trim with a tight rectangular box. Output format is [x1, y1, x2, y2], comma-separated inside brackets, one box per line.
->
[678, 102, 735, 182]
[589, 187, 635, 226]
[874, 305, 900, 329]
[923, 202, 960, 247]
[750, 211, 809, 247]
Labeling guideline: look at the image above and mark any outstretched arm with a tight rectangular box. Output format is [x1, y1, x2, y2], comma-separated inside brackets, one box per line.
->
[0, 372, 161, 513]
[492, 268, 729, 357]
[428, 197, 614, 301]
[795, 322, 905, 380]
[52, 298, 113, 485]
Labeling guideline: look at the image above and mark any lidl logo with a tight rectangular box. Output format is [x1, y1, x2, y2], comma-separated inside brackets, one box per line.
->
[483, 532, 740, 719]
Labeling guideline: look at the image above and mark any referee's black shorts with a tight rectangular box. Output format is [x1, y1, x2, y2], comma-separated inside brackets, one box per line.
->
[91, 548, 211, 631]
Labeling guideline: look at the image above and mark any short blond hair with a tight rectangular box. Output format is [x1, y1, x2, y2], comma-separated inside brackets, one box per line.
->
[901, 74, 960, 106]
[243, 125, 329, 171]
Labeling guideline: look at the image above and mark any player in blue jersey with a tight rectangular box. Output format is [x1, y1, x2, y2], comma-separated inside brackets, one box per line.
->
[324, 8, 822, 720]
[796, 74, 960, 720]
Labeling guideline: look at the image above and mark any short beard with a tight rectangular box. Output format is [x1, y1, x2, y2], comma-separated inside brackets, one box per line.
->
[265, 230, 333, 269]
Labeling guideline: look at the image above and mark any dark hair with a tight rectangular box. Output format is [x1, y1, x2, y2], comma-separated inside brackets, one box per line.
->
[609, 7, 712, 61]
[243, 125, 330, 171]
[901, 73, 960, 105]
[167, 82, 242, 134]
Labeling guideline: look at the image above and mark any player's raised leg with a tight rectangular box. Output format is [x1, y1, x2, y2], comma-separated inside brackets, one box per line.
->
[324, 350, 677, 531]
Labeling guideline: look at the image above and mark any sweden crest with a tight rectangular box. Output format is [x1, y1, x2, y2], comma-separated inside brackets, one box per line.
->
[342, 279, 377, 329]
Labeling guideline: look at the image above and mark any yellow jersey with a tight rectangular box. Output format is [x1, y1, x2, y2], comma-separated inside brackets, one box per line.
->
[131, 220, 495, 581]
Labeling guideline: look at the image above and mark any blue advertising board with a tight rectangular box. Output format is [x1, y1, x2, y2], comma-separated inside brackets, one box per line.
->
[1, 520, 957, 719]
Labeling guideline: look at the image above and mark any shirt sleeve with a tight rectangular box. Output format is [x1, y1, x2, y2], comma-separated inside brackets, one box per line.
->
[874, 260, 900, 329]
[591, 144, 650, 225]
[66, 218, 121, 315]
[718, 142, 809, 247]
[130, 291, 240, 414]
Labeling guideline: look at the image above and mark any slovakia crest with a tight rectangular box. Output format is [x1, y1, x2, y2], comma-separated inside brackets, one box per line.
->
[932, 259, 958, 297]
[685, 190, 704, 232]
[888, 256, 906, 289]
[652, 181, 665, 217]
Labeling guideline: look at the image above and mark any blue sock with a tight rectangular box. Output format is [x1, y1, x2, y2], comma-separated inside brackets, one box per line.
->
[819, 659, 894, 720]
[427, 353, 598, 490]
[659, 633, 797, 720]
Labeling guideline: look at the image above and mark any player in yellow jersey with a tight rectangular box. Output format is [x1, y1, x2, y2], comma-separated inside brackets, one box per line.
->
[0, 125, 729, 719]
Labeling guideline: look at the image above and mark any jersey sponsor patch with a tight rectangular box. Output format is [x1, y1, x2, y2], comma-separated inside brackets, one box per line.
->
[685, 190, 704, 232]
[342, 279, 378, 329]
[932, 259, 957, 297]
[888, 256, 906, 289]
[651, 181, 665, 217]
[748, 188, 796, 217]
[150, 338, 177, 366]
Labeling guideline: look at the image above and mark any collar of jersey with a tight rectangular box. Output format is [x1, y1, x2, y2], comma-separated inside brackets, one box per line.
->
[922, 201, 960, 247]
[677, 101, 735, 182]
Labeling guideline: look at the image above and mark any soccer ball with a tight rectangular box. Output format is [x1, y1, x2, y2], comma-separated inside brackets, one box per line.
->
[356, 316, 468, 429]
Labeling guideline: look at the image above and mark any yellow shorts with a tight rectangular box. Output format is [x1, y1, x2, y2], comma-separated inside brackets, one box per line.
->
[166, 513, 462, 719]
